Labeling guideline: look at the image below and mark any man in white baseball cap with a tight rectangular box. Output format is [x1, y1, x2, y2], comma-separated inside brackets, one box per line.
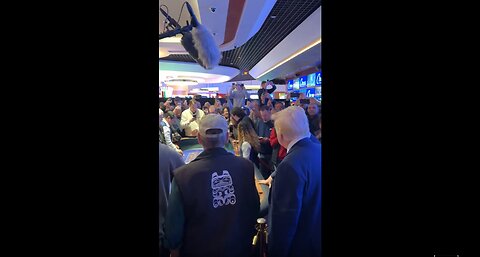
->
[197, 113, 229, 145]
[164, 113, 260, 257]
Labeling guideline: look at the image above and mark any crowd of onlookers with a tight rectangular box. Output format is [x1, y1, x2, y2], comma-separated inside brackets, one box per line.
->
[159, 81, 322, 257]
[159, 81, 321, 159]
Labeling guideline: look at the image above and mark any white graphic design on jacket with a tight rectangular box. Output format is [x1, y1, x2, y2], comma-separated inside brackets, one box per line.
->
[211, 170, 236, 208]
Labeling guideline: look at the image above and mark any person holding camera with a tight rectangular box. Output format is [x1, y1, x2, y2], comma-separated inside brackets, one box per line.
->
[180, 99, 205, 137]
[229, 83, 249, 108]
[260, 92, 274, 109]
[257, 81, 276, 106]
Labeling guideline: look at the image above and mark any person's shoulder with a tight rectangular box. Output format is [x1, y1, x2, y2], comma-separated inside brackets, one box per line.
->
[223, 152, 250, 163]
[159, 143, 171, 153]
[300, 136, 320, 147]
[275, 157, 297, 175]
[173, 161, 194, 179]
[241, 141, 251, 148]
[309, 134, 321, 145]
[231, 155, 254, 169]
[240, 116, 251, 124]
[160, 144, 183, 161]
[290, 139, 321, 158]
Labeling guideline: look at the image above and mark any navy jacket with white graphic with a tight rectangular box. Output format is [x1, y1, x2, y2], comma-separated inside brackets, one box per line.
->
[164, 147, 260, 257]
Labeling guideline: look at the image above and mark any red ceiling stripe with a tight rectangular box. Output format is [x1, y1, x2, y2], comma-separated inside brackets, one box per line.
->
[223, 0, 246, 45]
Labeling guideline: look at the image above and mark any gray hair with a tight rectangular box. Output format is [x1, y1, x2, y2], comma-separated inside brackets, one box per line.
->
[271, 106, 310, 141]
[200, 134, 227, 149]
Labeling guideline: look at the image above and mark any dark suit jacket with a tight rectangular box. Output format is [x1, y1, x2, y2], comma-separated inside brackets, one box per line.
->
[268, 137, 322, 257]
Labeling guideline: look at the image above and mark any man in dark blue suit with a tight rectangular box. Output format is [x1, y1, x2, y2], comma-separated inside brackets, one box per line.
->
[268, 106, 321, 257]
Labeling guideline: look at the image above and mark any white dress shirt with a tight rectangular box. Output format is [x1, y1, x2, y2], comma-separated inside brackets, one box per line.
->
[286, 134, 310, 153]
[162, 118, 177, 151]
[180, 109, 205, 136]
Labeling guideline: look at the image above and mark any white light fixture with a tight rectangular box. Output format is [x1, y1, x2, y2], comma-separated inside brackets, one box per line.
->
[245, 85, 261, 90]
[164, 79, 198, 86]
[200, 87, 219, 92]
[159, 47, 170, 58]
[257, 38, 322, 78]
[159, 36, 182, 43]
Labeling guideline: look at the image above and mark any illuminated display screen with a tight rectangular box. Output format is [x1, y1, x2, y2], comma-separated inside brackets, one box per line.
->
[315, 86, 321, 100]
[287, 80, 294, 90]
[305, 88, 315, 98]
[315, 72, 322, 86]
[293, 79, 300, 90]
[299, 76, 307, 88]
[307, 73, 316, 87]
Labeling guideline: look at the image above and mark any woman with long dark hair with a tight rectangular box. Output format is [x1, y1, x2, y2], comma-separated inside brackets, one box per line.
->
[237, 121, 260, 167]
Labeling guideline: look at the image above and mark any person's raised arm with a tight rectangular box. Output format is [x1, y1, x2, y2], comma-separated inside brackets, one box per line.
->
[229, 84, 235, 96]
[267, 82, 277, 94]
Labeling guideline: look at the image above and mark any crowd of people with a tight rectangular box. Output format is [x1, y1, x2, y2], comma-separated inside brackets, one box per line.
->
[159, 81, 321, 156]
[159, 81, 322, 257]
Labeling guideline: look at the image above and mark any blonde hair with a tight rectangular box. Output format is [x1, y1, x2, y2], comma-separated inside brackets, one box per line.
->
[237, 122, 260, 152]
[272, 106, 310, 141]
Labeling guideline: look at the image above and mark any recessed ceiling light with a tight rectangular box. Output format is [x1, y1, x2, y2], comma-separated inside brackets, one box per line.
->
[270, 15, 277, 19]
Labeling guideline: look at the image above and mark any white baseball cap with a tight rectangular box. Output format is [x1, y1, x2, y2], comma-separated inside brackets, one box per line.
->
[198, 114, 228, 138]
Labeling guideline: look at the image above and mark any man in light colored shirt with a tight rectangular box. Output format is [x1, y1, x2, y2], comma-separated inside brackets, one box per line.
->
[180, 99, 205, 137]
[229, 83, 249, 108]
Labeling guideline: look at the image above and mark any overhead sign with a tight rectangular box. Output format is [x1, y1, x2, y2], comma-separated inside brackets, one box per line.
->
[305, 88, 315, 98]
[299, 76, 307, 88]
[293, 79, 300, 90]
[307, 73, 316, 87]
[287, 80, 294, 90]
[315, 72, 322, 86]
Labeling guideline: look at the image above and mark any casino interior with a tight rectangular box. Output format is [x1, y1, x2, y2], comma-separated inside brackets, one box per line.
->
[160, 0, 321, 211]
[160, 0, 321, 255]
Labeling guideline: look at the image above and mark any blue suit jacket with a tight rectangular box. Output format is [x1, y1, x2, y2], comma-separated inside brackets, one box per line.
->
[268, 137, 321, 257]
